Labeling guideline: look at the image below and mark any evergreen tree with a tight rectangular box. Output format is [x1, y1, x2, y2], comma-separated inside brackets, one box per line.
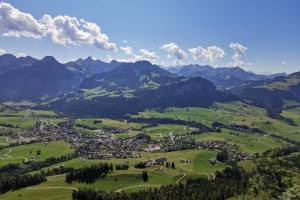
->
[171, 162, 175, 169]
[142, 171, 148, 182]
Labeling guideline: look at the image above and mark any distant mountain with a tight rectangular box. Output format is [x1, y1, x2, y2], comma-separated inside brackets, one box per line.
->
[80, 61, 181, 91]
[49, 61, 237, 117]
[231, 71, 300, 117]
[167, 64, 285, 88]
[65, 57, 122, 80]
[0, 54, 38, 75]
[0, 56, 79, 102]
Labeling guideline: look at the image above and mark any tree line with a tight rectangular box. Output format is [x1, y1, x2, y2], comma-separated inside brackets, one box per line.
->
[0, 173, 46, 194]
[66, 163, 113, 184]
[0, 153, 75, 194]
[72, 166, 248, 200]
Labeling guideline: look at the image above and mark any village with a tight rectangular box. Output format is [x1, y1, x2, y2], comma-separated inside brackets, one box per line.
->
[3, 118, 250, 163]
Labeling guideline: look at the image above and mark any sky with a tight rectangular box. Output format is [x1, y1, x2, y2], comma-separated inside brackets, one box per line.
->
[0, 0, 299, 74]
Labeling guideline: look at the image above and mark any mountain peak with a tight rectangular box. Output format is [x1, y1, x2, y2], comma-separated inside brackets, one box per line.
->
[134, 60, 152, 65]
[41, 56, 59, 63]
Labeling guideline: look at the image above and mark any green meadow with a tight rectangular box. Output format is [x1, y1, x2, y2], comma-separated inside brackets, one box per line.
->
[1, 149, 223, 200]
[0, 141, 73, 167]
[136, 102, 300, 142]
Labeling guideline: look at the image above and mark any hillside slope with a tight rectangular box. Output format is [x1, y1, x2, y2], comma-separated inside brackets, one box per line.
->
[231, 72, 300, 117]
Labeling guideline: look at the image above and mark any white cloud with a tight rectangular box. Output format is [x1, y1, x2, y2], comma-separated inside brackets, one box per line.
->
[160, 42, 187, 64]
[120, 46, 133, 55]
[281, 61, 287, 65]
[0, 48, 6, 55]
[106, 54, 113, 62]
[139, 49, 159, 63]
[40, 15, 116, 50]
[122, 39, 128, 43]
[229, 42, 247, 66]
[116, 48, 159, 63]
[0, 2, 116, 50]
[0, 2, 45, 39]
[189, 46, 225, 63]
[17, 52, 26, 57]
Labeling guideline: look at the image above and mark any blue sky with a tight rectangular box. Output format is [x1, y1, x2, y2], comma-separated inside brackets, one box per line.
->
[0, 0, 299, 73]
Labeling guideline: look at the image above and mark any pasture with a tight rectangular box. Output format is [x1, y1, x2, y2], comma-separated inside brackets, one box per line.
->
[0, 141, 73, 167]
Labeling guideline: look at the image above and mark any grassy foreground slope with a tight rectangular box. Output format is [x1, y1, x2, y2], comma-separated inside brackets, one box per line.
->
[1, 149, 222, 200]
[0, 141, 73, 167]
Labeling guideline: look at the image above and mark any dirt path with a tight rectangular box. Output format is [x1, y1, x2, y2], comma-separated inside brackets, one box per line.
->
[115, 167, 186, 193]
[26, 186, 78, 191]
[177, 166, 211, 180]
[0, 149, 29, 162]
[115, 184, 160, 192]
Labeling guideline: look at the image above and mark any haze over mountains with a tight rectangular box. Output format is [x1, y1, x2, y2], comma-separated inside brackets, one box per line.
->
[168, 64, 285, 88]
[0, 54, 298, 117]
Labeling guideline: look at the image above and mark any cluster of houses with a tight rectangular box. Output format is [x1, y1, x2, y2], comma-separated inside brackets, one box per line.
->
[161, 132, 196, 152]
[5, 118, 250, 163]
[8, 119, 150, 160]
[196, 140, 250, 161]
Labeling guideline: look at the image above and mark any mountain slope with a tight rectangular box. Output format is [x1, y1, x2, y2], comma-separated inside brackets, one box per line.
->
[80, 61, 181, 91]
[168, 64, 285, 88]
[49, 61, 237, 117]
[65, 57, 122, 79]
[0, 56, 79, 102]
[231, 72, 300, 117]
[0, 54, 38, 75]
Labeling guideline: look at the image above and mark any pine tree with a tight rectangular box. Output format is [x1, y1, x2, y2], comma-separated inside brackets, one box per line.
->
[171, 162, 175, 169]
[142, 171, 148, 182]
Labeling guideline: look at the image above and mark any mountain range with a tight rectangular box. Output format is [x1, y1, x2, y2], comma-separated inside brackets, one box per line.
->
[167, 64, 285, 88]
[0, 54, 298, 117]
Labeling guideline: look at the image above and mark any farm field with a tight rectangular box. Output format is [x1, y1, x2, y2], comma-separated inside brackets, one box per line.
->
[75, 118, 146, 130]
[0, 103, 299, 199]
[192, 129, 285, 154]
[0, 141, 73, 167]
[35, 149, 223, 177]
[2, 149, 222, 200]
[281, 107, 300, 126]
[144, 124, 189, 139]
[0, 135, 9, 147]
[136, 102, 300, 142]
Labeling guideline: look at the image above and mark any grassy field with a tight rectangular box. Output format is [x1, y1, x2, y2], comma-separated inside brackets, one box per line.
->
[135, 102, 268, 127]
[35, 149, 223, 177]
[192, 129, 284, 154]
[1, 103, 299, 199]
[0, 116, 34, 129]
[144, 124, 188, 139]
[281, 107, 300, 126]
[0, 135, 9, 147]
[135, 102, 300, 142]
[1, 149, 222, 200]
[75, 118, 145, 130]
[0, 141, 73, 167]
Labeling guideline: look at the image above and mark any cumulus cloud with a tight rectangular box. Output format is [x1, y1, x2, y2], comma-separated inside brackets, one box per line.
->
[189, 46, 225, 63]
[139, 49, 159, 63]
[229, 42, 247, 66]
[120, 46, 133, 55]
[0, 48, 6, 55]
[0, 2, 45, 39]
[116, 48, 159, 63]
[0, 2, 116, 50]
[160, 42, 187, 64]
